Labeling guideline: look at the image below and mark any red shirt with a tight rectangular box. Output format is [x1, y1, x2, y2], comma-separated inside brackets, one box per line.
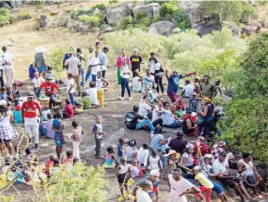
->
[64, 104, 74, 118]
[40, 82, 59, 95]
[22, 101, 41, 118]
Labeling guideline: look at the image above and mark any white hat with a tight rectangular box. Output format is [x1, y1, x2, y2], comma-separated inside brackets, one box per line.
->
[35, 46, 46, 53]
[186, 143, 194, 149]
[193, 166, 202, 171]
[204, 154, 213, 159]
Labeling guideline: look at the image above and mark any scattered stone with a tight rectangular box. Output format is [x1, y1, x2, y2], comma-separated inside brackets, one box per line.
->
[149, 21, 176, 36]
[171, 27, 181, 34]
[39, 20, 47, 28]
[241, 25, 261, 36]
[105, 2, 133, 25]
[90, 27, 101, 33]
[40, 15, 47, 21]
[227, 23, 240, 36]
[132, 3, 160, 19]
[103, 25, 114, 33]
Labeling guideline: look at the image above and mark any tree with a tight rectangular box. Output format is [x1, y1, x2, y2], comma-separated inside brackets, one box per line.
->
[220, 97, 268, 164]
[234, 33, 268, 98]
[200, 1, 243, 22]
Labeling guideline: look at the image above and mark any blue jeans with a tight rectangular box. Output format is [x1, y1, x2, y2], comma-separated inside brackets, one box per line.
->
[136, 119, 154, 131]
[197, 120, 212, 137]
[85, 71, 91, 82]
[47, 94, 56, 107]
[34, 87, 41, 98]
[121, 78, 131, 97]
[92, 74, 97, 82]
[165, 120, 181, 128]
[69, 93, 75, 105]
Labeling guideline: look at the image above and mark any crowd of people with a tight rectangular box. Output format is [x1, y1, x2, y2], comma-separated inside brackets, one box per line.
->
[0, 41, 265, 202]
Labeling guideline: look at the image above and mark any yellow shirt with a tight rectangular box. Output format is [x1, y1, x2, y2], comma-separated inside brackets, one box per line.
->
[195, 172, 214, 189]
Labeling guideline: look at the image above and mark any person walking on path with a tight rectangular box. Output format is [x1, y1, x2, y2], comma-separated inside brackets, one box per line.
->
[21, 92, 42, 150]
[2, 46, 14, 88]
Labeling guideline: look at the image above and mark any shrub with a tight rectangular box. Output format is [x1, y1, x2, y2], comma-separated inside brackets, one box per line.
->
[78, 15, 101, 27]
[171, 9, 191, 30]
[47, 47, 68, 73]
[117, 16, 134, 30]
[241, 3, 258, 21]
[135, 11, 147, 21]
[91, 4, 106, 12]
[159, 2, 178, 18]
[16, 12, 32, 20]
[0, 8, 11, 27]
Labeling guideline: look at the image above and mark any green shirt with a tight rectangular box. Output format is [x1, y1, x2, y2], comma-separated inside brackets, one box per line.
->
[82, 96, 91, 109]
[200, 82, 215, 98]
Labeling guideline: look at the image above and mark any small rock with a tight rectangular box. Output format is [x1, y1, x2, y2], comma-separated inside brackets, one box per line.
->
[40, 15, 47, 21]
[40, 20, 47, 28]
[172, 27, 181, 34]
[104, 25, 114, 32]
[90, 27, 101, 33]
[227, 23, 240, 36]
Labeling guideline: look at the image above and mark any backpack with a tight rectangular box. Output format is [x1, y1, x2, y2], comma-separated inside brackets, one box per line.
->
[125, 112, 136, 130]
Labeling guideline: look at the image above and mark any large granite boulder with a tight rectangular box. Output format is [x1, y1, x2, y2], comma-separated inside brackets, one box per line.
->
[105, 2, 133, 25]
[132, 3, 160, 19]
[149, 21, 176, 36]
[0, 1, 22, 9]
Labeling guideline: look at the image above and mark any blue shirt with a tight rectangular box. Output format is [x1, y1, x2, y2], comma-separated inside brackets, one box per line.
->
[13, 110, 22, 124]
[117, 143, 123, 157]
[151, 134, 164, 151]
[99, 52, 107, 71]
[167, 74, 182, 93]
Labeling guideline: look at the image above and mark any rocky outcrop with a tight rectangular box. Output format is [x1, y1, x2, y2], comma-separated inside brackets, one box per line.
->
[0, 0, 22, 9]
[149, 21, 176, 36]
[227, 23, 241, 36]
[180, 1, 203, 25]
[105, 2, 133, 25]
[132, 3, 160, 19]
[241, 24, 261, 36]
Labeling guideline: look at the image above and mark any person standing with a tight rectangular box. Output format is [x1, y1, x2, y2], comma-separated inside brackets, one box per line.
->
[88, 50, 101, 82]
[92, 116, 104, 158]
[64, 51, 81, 96]
[85, 47, 95, 82]
[66, 73, 76, 105]
[76, 48, 86, 87]
[21, 92, 42, 150]
[165, 69, 196, 103]
[154, 61, 164, 94]
[71, 120, 83, 160]
[130, 49, 142, 77]
[116, 50, 130, 85]
[120, 59, 131, 100]
[52, 112, 64, 160]
[2, 46, 14, 88]
[34, 46, 47, 79]
[200, 75, 216, 99]
[99, 47, 109, 79]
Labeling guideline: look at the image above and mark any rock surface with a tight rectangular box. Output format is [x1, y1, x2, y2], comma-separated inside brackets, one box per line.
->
[105, 2, 133, 25]
[149, 21, 176, 36]
[241, 24, 261, 35]
[132, 3, 160, 19]
[0, 0, 22, 9]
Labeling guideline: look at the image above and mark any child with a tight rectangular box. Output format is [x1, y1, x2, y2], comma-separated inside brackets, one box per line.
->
[92, 116, 104, 158]
[42, 105, 52, 121]
[152, 101, 163, 123]
[116, 158, 131, 200]
[32, 72, 43, 98]
[96, 71, 109, 108]
[63, 99, 74, 118]
[81, 91, 91, 109]
[40, 113, 54, 139]
[61, 151, 73, 166]
[130, 159, 143, 178]
[13, 104, 22, 124]
[66, 73, 76, 105]
[189, 93, 199, 112]
[193, 166, 214, 202]
[71, 120, 83, 160]
[28, 63, 36, 80]
[45, 65, 54, 80]
[52, 112, 64, 160]
[117, 138, 125, 163]
[45, 155, 55, 177]
[6, 87, 13, 103]
[12, 83, 20, 106]
[104, 146, 118, 169]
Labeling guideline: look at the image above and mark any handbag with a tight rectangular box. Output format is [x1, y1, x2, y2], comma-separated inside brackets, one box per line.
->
[196, 115, 204, 126]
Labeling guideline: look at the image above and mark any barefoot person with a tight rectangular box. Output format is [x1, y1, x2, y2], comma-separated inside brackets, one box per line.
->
[92, 116, 104, 158]
[52, 112, 64, 160]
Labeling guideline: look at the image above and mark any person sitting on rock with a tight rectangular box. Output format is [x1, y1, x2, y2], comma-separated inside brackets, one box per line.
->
[39, 75, 59, 108]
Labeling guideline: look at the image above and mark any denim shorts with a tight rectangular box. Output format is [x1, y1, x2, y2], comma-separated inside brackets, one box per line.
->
[212, 182, 224, 195]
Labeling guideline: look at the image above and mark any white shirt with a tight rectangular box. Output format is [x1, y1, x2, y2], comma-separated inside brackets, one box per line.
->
[212, 159, 229, 174]
[85, 88, 99, 105]
[163, 109, 175, 125]
[1, 52, 13, 69]
[183, 84, 194, 97]
[96, 78, 103, 90]
[32, 77, 43, 88]
[138, 102, 151, 117]
[132, 77, 142, 92]
[66, 78, 75, 93]
[137, 189, 152, 202]
[65, 56, 81, 76]
[118, 164, 130, 174]
[120, 65, 130, 79]
[99, 52, 108, 71]
[137, 147, 149, 166]
[125, 146, 138, 162]
[152, 105, 163, 122]
[88, 56, 100, 75]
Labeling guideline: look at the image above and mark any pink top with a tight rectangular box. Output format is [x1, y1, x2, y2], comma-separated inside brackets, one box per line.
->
[117, 55, 130, 69]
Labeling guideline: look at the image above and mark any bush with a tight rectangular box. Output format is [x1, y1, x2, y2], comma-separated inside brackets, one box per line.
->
[241, 3, 258, 21]
[171, 9, 191, 30]
[117, 16, 134, 30]
[91, 4, 106, 12]
[160, 2, 178, 18]
[135, 11, 147, 21]
[71, 4, 105, 20]
[78, 15, 101, 27]
[16, 12, 32, 20]
[0, 8, 11, 27]
[47, 47, 68, 73]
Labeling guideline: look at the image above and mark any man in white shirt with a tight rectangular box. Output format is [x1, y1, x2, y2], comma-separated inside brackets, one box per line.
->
[64, 52, 81, 95]
[183, 80, 194, 98]
[88, 50, 101, 82]
[138, 95, 151, 117]
[66, 73, 76, 105]
[85, 81, 99, 105]
[1, 46, 13, 88]
[137, 144, 150, 167]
